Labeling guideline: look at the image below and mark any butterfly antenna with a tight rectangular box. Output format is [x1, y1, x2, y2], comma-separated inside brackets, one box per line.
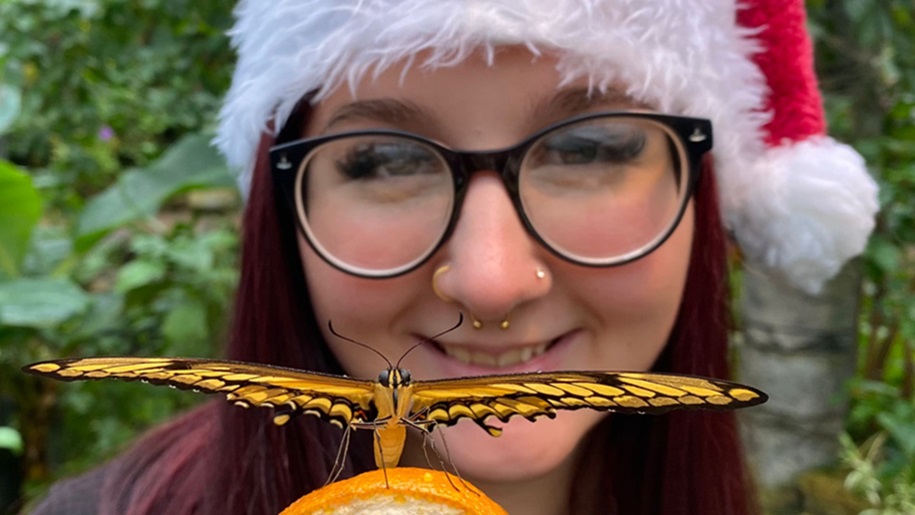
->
[395, 313, 464, 370]
[327, 321, 393, 370]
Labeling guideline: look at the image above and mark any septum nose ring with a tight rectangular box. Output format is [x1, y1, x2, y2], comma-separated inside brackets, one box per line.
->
[432, 264, 510, 330]
[432, 265, 548, 330]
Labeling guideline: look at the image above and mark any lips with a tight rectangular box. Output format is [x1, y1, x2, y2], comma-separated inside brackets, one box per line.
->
[410, 328, 581, 376]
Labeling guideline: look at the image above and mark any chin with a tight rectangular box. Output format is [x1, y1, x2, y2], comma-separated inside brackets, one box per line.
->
[429, 410, 606, 483]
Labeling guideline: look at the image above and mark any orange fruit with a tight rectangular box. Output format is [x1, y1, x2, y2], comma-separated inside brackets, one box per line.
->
[280, 467, 507, 515]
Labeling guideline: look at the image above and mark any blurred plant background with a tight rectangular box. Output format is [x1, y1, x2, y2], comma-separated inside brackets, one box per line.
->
[0, 0, 911, 513]
[808, 0, 915, 513]
[0, 1, 238, 511]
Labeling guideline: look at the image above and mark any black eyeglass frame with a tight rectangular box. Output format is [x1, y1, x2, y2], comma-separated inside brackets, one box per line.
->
[270, 111, 712, 279]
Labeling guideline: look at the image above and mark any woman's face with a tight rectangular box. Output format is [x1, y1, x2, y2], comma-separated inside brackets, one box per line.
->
[299, 47, 694, 483]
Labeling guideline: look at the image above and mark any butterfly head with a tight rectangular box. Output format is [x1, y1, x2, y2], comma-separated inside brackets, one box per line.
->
[378, 368, 412, 388]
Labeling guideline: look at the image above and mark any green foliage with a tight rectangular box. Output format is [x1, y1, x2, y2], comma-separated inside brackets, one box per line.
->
[846, 379, 915, 477]
[0, 277, 89, 328]
[0, 160, 42, 275]
[0, 427, 24, 455]
[0, 152, 240, 491]
[76, 133, 235, 246]
[808, 0, 915, 508]
[0, 0, 239, 506]
[841, 431, 915, 515]
[0, 84, 21, 135]
[0, 0, 234, 208]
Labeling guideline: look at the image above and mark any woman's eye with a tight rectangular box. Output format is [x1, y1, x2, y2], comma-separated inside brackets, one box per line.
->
[336, 142, 441, 180]
[538, 126, 647, 165]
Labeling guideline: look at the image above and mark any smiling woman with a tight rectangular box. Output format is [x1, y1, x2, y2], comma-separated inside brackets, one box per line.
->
[292, 54, 703, 491]
[28, 1, 877, 515]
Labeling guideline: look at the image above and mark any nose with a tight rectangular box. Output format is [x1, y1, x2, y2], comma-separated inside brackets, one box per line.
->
[432, 172, 552, 324]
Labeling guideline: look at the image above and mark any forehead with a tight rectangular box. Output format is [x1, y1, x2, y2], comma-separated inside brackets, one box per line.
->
[306, 47, 647, 142]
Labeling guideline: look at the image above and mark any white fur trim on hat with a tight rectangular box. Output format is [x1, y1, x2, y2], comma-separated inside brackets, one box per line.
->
[731, 137, 878, 293]
[214, 0, 878, 294]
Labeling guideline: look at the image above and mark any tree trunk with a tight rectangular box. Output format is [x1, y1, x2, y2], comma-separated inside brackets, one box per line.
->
[738, 262, 862, 513]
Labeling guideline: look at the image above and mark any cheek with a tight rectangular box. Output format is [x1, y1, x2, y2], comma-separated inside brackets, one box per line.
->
[305, 196, 449, 271]
[571, 204, 694, 368]
[298, 236, 417, 375]
[594, 203, 693, 309]
[521, 161, 681, 259]
[300, 235, 374, 318]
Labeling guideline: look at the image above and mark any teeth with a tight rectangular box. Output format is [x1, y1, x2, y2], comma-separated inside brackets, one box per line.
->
[449, 346, 471, 363]
[442, 342, 550, 367]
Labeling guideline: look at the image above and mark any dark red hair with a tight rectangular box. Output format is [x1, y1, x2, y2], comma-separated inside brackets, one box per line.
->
[97, 133, 756, 513]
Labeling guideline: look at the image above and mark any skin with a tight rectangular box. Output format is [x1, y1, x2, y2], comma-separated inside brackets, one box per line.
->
[298, 46, 695, 515]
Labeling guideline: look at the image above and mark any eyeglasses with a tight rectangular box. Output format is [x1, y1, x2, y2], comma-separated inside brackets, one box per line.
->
[270, 112, 711, 278]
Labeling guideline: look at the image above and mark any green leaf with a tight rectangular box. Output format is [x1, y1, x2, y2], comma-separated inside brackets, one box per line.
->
[70, 292, 124, 341]
[0, 426, 23, 455]
[0, 84, 21, 135]
[165, 237, 213, 271]
[0, 277, 89, 328]
[878, 409, 915, 460]
[75, 133, 234, 245]
[870, 238, 901, 273]
[114, 260, 167, 292]
[22, 227, 74, 277]
[0, 160, 43, 277]
[162, 297, 208, 344]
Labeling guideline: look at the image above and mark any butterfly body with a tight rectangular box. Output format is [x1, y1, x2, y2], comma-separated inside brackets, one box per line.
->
[370, 368, 414, 468]
[24, 357, 768, 470]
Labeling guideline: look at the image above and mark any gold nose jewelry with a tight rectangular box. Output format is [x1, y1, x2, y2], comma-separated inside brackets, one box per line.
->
[471, 313, 510, 331]
[432, 264, 511, 331]
[432, 264, 454, 303]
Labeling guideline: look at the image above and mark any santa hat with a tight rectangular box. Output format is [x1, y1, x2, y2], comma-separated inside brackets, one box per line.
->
[214, 0, 878, 294]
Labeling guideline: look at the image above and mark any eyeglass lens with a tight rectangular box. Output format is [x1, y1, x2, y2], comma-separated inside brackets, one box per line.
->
[293, 116, 689, 275]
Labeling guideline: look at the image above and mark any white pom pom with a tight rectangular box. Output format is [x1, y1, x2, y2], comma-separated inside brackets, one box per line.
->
[731, 137, 879, 294]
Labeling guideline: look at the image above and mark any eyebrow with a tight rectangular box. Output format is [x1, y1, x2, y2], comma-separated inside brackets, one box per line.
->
[320, 87, 649, 134]
[322, 98, 427, 132]
[540, 87, 651, 116]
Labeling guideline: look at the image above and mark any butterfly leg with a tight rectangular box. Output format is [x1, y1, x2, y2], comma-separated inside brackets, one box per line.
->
[401, 418, 444, 474]
[351, 417, 399, 486]
[372, 421, 391, 488]
[402, 411, 447, 475]
[430, 422, 477, 495]
[403, 418, 476, 495]
[324, 423, 354, 486]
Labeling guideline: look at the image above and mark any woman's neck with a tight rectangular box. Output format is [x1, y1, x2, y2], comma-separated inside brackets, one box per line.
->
[468, 455, 579, 515]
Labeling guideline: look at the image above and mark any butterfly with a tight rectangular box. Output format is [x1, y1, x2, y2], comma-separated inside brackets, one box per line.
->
[23, 350, 767, 471]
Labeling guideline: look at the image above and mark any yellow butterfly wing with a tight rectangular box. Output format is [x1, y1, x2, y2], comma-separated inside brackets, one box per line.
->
[410, 371, 768, 436]
[24, 357, 376, 428]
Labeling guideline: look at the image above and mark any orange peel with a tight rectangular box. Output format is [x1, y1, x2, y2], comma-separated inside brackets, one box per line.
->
[280, 467, 507, 515]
